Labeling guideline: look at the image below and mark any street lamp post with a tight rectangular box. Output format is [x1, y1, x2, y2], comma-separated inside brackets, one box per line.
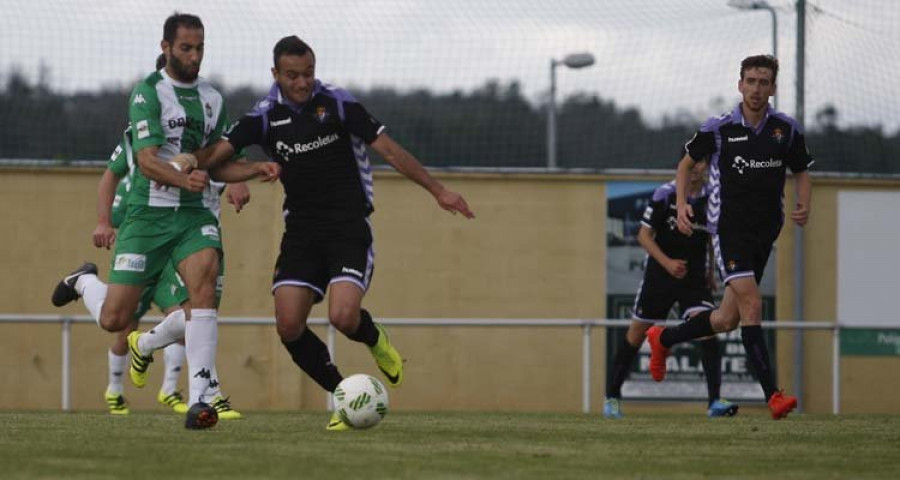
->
[547, 52, 595, 170]
[727, 0, 778, 110]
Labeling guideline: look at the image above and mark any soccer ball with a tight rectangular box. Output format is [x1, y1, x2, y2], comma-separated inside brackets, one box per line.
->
[333, 374, 389, 429]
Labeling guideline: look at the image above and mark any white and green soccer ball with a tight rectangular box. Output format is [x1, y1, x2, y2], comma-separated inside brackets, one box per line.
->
[332, 374, 389, 429]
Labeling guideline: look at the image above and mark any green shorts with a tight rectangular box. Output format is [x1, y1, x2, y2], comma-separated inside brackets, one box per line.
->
[109, 206, 222, 286]
[133, 257, 226, 320]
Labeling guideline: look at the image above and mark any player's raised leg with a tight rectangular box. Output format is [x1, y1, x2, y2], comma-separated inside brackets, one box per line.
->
[329, 283, 403, 388]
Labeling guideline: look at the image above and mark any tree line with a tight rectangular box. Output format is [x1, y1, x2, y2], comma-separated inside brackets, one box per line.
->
[1, 71, 897, 174]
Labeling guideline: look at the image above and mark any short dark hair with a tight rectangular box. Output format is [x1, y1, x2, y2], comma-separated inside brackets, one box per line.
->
[273, 35, 315, 70]
[740, 54, 779, 83]
[155, 54, 167, 70]
[163, 12, 203, 44]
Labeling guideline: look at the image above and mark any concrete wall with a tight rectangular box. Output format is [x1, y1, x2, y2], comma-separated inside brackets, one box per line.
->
[1, 167, 897, 413]
[0, 168, 606, 412]
[776, 179, 900, 414]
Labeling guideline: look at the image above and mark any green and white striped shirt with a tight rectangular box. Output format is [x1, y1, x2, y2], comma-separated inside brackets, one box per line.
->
[108, 126, 225, 224]
[127, 69, 228, 209]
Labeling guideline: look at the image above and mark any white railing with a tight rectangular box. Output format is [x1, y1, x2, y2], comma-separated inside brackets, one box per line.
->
[1, 315, 895, 414]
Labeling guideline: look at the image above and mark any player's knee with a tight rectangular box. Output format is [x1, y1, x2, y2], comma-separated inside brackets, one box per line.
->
[99, 311, 131, 333]
[187, 284, 217, 309]
[625, 324, 650, 346]
[275, 313, 304, 341]
[329, 308, 359, 335]
[738, 296, 762, 320]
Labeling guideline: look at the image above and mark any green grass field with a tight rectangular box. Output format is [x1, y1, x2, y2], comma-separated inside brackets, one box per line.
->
[1, 411, 898, 479]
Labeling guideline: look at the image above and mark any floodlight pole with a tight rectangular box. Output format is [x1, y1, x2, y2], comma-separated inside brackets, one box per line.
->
[548, 59, 560, 170]
[547, 53, 595, 170]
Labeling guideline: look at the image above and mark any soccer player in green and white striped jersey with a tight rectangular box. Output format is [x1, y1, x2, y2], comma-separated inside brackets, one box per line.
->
[51, 13, 276, 424]
[97, 121, 248, 419]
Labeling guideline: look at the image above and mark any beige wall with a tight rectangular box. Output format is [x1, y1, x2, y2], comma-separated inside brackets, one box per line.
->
[0, 168, 606, 412]
[2, 168, 898, 413]
[776, 179, 900, 414]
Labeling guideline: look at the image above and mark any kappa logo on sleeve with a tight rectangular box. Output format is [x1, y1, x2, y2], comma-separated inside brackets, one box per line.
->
[133, 94, 146, 105]
[114, 254, 147, 272]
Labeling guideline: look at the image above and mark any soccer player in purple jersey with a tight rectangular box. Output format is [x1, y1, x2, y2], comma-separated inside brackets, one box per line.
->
[195, 35, 475, 430]
[605, 162, 738, 419]
[646, 55, 813, 420]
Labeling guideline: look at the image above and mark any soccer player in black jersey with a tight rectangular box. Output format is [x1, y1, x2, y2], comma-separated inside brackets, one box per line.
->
[196, 35, 474, 430]
[605, 162, 738, 419]
[646, 55, 813, 420]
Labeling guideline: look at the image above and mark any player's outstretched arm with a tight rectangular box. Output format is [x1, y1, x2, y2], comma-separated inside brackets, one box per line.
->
[136, 146, 208, 192]
[675, 153, 697, 236]
[791, 170, 812, 226]
[194, 139, 237, 170]
[370, 133, 475, 219]
[94, 169, 122, 249]
[210, 160, 280, 183]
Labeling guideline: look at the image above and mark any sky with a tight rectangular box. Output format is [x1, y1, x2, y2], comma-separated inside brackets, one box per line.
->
[1, 0, 898, 131]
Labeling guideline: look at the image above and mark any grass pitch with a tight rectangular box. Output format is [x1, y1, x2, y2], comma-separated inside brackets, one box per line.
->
[1, 411, 898, 479]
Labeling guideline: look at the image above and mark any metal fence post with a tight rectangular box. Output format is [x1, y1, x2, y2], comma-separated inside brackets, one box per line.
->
[61, 317, 71, 412]
[582, 322, 592, 414]
[832, 323, 841, 415]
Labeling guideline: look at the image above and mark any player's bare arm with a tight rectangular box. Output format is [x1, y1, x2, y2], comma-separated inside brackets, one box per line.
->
[93, 169, 122, 249]
[194, 139, 236, 170]
[136, 146, 208, 192]
[209, 159, 280, 184]
[637, 225, 687, 279]
[370, 133, 475, 219]
[791, 170, 812, 226]
[675, 153, 697, 235]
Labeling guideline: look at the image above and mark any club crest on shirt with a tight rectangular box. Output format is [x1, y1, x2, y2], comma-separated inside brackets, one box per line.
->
[315, 106, 330, 123]
[772, 127, 785, 144]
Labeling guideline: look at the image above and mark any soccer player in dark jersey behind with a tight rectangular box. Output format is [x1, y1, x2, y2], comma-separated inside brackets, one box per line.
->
[646, 55, 813, 420]
[605, 161, 738, 419]
[195, 35, 474, 430]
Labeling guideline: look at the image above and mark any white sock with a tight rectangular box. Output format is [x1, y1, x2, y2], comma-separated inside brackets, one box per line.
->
[161, 343, 186, 395]
[76, 274, 107, 327]
[185, 309, 218, 405]
[207, 366, 223, 399]
[107, 350, 127, 395]
[138, 309, 186, 356]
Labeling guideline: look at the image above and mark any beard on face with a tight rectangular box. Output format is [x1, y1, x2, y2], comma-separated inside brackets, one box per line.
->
[168, 53, 199, 82]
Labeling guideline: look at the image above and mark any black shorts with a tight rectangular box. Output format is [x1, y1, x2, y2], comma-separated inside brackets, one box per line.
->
[713, 229, 778, 285]
[272, 217, 374, 302]
[632, 271, 714, 322]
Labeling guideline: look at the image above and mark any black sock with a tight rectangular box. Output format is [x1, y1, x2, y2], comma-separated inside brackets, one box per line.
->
[606, 339, 640, 398]
[698, 337, 722, 405]
[282, 328, 343, 392]
[660, 310, 714, 348]
[741, 325, 777, 400]
[346, 308, 379, 347]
